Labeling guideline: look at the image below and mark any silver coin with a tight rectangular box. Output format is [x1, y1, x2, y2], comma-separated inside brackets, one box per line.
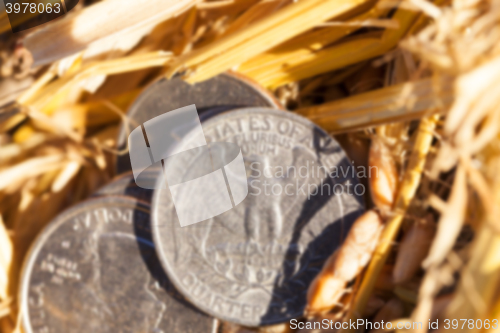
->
[21, 196, 218, 333]
[116, 72, 281, 174]
[152, 108, 365, 326]
[92, 169, 161, 204]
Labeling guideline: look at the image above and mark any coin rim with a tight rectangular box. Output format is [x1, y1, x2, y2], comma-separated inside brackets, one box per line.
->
[115, 72, 282, 175]
[92, 169, 161, 201]
[151, 107, 365, 327]
[19, 196, 151, 333]
[116, 71, 283, 155]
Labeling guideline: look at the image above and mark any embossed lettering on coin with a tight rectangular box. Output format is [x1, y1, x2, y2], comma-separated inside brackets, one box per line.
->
[152, 108, 365, 326]
[21, 197, 216, 333]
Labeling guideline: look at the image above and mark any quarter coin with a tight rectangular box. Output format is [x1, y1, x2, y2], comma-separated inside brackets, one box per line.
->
[92, 169, 161, 204]
[21, 196, 218, 333]
[152, 108, 365, 326]
[116, 72, 281, 174]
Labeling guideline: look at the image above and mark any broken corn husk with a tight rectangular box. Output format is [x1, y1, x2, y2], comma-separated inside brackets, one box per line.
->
[306, 210, 384, 315]
[369, 138, 399, 214]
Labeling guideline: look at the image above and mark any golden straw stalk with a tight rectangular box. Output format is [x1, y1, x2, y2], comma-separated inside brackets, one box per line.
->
[168, 0, 373, 82]
[296, 76, 452, 133]
[342, 114, 440, 331]
[248, 6, 423, 88]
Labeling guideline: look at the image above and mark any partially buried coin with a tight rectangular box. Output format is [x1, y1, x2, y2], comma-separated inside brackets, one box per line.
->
[92, 169, 161, 204]
[152, 108, 365, 326]
[21, 196, 218, 333]
[116, 72, 281, 174]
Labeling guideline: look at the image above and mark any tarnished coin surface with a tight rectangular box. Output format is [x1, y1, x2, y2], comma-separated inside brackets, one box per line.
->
[152, 108, 365, 326]
[116, 72, 280, 174]
[92, 169, 161, 204]
[21, 197, 217, 333]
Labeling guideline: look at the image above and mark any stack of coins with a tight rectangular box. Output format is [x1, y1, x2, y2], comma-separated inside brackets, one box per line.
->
[21, 73, 365, 332]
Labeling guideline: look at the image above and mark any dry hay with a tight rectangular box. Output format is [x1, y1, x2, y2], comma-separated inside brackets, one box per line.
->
[1, 0, 499, 331]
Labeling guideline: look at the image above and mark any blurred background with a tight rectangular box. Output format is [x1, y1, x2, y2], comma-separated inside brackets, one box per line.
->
[1, 0, 499, 331]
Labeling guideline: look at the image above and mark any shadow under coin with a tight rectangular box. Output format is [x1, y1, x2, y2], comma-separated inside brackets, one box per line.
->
[132, 204, 211, 320]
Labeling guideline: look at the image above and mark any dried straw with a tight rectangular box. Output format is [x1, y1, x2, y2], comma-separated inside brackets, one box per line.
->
[1, 0, 499, 331]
